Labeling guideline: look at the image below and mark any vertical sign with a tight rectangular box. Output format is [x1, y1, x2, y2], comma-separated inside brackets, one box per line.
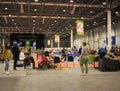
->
[54, 34, 60, 43]
[48, 39, 50, 45]
[76, 20, 84, 35]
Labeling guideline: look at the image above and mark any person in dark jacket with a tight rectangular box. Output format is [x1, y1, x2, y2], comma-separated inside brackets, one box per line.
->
[11, 43, 20, 70]
[24, 53, 35, 69]
[98, 47, 107, 59]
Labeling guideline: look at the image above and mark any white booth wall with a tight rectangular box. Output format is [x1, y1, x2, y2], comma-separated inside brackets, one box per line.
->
[73, 20, 120, 50]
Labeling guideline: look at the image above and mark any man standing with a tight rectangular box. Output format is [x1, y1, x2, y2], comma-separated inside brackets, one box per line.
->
[79, 42, 89, 76]
[12, 43, 20, 70]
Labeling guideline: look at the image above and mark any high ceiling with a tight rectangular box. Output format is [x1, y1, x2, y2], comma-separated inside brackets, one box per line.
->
[0, 0, 120, 38]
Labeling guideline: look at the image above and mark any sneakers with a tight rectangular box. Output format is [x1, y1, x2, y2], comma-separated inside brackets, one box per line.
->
[5, 71, 10, 75]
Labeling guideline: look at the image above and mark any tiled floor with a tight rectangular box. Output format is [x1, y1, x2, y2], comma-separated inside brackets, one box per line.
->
[0, 62, 120, 91]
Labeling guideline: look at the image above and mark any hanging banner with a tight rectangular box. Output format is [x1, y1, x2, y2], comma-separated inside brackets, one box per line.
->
[47, 39, 50, 45]
[75, 20, 84, 35]
[54, 34, 60, 43]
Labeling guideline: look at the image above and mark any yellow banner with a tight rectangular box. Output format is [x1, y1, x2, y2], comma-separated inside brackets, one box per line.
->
[54, 34, 60, 43]
[76, 20, 84, 35]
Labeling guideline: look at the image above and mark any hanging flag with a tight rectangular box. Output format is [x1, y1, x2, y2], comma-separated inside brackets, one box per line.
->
[48, 39, 50, 45]
[54, 34, 60, 43]
[76, 20, 84, 35]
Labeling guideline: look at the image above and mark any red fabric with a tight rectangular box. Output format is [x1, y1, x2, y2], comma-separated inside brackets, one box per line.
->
[37, 54, 43, 64]
[43, 57, 48, 62]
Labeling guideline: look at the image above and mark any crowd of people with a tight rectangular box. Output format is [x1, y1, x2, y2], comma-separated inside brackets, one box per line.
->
[0, 42, 120, 75]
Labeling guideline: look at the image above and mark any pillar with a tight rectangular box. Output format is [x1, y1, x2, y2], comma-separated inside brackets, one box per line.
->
[107, 10, 112, 51]
[70, 29, 73, 48]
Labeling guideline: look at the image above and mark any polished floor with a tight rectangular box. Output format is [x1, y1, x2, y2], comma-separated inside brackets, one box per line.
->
[0, 61, 120, 91]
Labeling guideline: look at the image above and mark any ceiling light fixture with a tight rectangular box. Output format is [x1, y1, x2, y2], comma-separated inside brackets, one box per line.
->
[14, 23, 17, 25]
[4, 7, 8, 10]
[87, 25, 89, 27]
[103, 17, 106, 20]
[81, 17, 84, 19]
[34, 9, 37, 11]
[9, 14, 12, 17]
[12, 19, 15, 21]
[63, 9, 66, 12]
[90, 11, 93, 13]
[103, 2, 106, 5]
[35, 0, 38, 2]
[115, 12, 119, 15]
[33, 20, 35, 22]
[70, 0, 74, 3]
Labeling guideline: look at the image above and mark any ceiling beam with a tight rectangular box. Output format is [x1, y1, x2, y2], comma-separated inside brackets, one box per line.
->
[0, 15, 90, 20]
[0, 2, 105, 8]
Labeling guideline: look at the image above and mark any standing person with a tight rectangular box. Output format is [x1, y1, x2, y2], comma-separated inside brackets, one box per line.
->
[61, 47, 66, 61]
[79, 42, 89, 76]
[1, 43, 13, 74]
[78, 46, 82, 55]
[11, 43, 20, 70]
[72, 46, 78, 62]
[98, 47, 107, 59]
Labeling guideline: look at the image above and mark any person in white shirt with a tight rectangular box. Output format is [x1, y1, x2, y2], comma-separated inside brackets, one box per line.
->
[19, 48, 25, 61]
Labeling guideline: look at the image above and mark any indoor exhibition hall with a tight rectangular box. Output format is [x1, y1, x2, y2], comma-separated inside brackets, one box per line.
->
[0, 0, 120, 91]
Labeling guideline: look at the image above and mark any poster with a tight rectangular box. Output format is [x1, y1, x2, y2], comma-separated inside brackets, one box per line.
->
[75, 20, 84, 35]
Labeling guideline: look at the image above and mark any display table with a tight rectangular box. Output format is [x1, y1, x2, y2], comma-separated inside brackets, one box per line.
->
[99, 58, 120, 71]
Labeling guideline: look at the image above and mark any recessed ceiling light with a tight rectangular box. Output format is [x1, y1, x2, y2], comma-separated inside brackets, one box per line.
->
[115, 12, 119, 14]
[70, 0, 73, 3]
[33, 20, 35, 22]
[5, 7, 8, 10]
[90, 11, 93, 13]
[87, 25, 89, 27]
[103, 17, 106, 20]
[63, 9, 66, 12]
[12, 19, 15, 21]
[103, 25, 106, 27]
[14, 23, 17, 25]
[103, 2, 106, 5]
[34, 9, 37, 11]
[35, 0, 38, 2]
[54, 20, 57, 22]
[112, 22, 115, 24]
[81, 17, 84, 19]
[9, 14, 12, 17]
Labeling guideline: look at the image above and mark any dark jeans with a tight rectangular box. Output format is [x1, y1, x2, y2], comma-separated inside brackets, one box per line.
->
[24, 60, 35, 69]
[100, 52, 106, 59]
[13, 59, 18, 70]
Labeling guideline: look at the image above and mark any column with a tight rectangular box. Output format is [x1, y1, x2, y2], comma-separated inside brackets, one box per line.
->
[107, 10, 112, 51]
[58, 40, 60, 49]
[71, 29, 73, 48]
[2, 38, 5, 47]
[51, 37, 53, 48]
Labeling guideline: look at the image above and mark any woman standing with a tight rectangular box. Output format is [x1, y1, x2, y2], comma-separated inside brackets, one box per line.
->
[1, 43, 13, 75]
[79, 42, 89, 76]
